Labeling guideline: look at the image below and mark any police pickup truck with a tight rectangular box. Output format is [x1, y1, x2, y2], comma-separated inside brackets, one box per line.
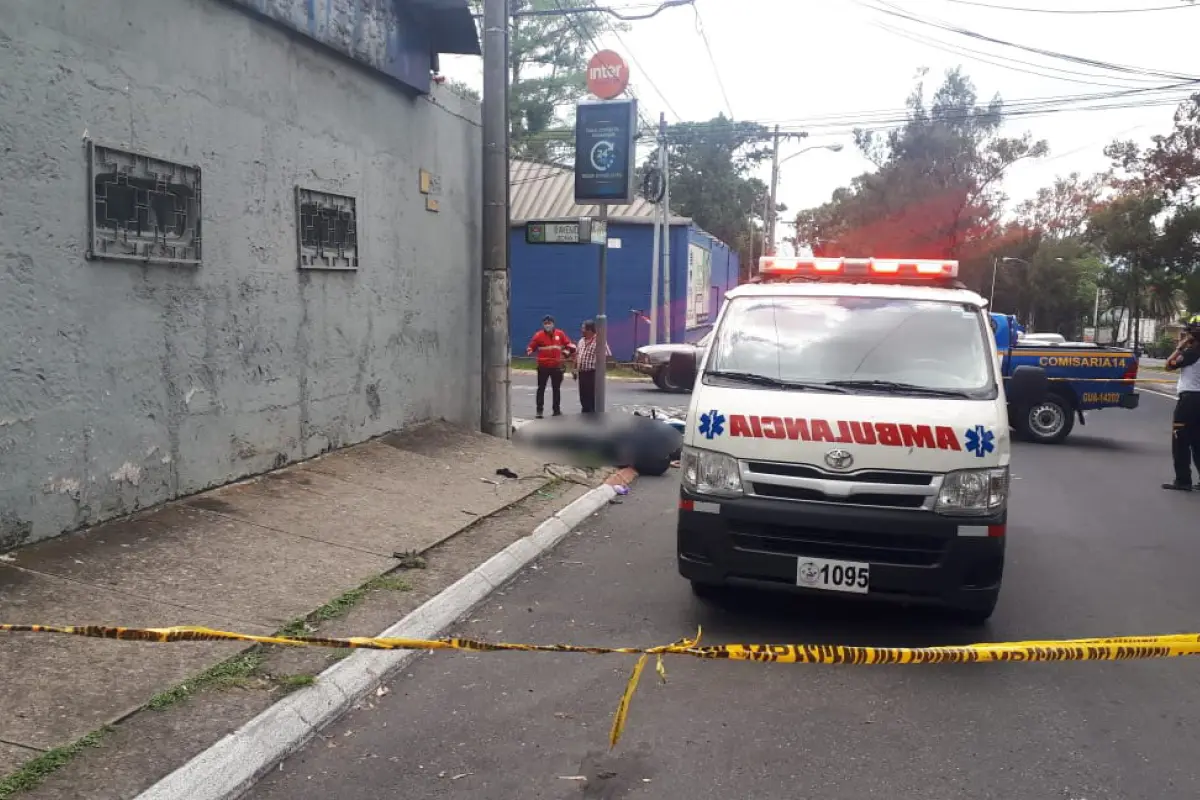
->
[990, 313, 1139, 444]
[669, 256, 1051, 625]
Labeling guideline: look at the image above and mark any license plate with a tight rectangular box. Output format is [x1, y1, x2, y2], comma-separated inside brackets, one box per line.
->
[795, 557, 870, 594]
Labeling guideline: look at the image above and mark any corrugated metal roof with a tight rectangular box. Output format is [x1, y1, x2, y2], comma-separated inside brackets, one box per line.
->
[510, 159, 690, 225]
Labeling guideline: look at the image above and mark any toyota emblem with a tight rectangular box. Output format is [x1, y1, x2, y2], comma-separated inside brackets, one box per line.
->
[824, 449, 854, 471]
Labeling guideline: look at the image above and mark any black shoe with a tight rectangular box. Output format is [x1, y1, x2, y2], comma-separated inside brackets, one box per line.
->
[1162, 482, 1192, 492]
[535, 412, 544, 419]
[552, 410, 563, 417]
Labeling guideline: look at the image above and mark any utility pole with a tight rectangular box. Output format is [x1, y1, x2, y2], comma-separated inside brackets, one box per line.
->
[662, 131, 672, 343]
[649, 113, 665, 345]
[596, 204, 609, 412]
[480, 0, 510, 438]
[766, 124, 781, 256]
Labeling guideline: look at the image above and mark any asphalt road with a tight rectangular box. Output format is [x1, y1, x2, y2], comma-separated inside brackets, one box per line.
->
[510, 371, 687, 420]
[249, 389, 1200, 800]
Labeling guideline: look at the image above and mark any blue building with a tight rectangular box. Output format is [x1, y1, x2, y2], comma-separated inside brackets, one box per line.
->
[509, 159, 740, 361]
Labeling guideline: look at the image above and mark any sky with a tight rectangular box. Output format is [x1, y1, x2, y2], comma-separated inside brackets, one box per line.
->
[441, 0, 1199, 249]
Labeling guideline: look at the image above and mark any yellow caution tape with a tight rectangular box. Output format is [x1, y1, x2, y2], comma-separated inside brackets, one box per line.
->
[6, 625, 1200, 748]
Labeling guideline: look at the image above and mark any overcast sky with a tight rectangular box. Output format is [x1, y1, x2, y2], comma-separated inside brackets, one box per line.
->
[443, 0, 1198, 236]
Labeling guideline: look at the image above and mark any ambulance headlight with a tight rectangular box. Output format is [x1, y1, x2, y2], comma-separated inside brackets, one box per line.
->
[934, 467, 1009, 515]
[680, 447, 744, 497]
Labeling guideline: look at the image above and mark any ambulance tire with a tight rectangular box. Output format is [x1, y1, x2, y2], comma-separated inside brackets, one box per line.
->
[948, 597, 998, 627]
[690, 580, 727, 602]
[1016, 394, 1074, 444]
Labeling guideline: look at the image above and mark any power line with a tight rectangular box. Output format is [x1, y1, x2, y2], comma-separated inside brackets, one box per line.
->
[548, 0, 657, 132]
[935, 0, 1200, 13]
[872, 21, 1162, 89]
[503, 0, 695, 20]
[857, 0, 1200, 82]
[691, 4, 735, 118]
[510, 86, 1198, 142]
[516, 80, 1199, 135]
[597, 19, 682, 120]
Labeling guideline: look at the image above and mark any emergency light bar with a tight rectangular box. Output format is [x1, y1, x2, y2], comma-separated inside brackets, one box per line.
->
[758, 256, 959, 279]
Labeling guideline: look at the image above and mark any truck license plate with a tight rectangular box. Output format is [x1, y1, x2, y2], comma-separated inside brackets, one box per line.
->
[796, 557, 870, 594]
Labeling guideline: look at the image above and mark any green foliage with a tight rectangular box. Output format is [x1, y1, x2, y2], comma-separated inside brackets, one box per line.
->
[789, 65, 1198, 338]
[1105, 93, 1200, 205]
[795, 67, 1047, 287]
[479, 0, 630, 163]
[641, 116, 772, 276]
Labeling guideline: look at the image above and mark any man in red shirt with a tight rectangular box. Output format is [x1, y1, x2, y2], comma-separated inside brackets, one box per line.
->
[526, 315, 575, 418]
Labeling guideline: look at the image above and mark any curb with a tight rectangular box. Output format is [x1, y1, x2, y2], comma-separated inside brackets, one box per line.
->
[135, 478, 628, 800]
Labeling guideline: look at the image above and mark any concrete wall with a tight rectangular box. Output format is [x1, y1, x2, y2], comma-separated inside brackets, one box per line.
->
[0, 0, 483, 550]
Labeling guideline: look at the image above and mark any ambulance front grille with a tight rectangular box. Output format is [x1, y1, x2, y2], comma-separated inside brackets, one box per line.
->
[742, 461, 940, 510]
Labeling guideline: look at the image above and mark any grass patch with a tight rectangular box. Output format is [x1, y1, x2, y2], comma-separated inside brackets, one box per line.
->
[273, 674, 317, 694]
[277, 572, 413, 638]
[146, 649, 266, 711]
[311, 574, 412, 623]
[0, 727, 109, 799]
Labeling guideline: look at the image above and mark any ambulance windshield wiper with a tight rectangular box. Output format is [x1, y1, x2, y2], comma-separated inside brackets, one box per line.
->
[825, 379, 971, 398]
[706, 371, 847, 393]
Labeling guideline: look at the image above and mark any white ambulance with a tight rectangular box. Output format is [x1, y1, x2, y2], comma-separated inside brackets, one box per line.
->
[672, 256, 1048, 625]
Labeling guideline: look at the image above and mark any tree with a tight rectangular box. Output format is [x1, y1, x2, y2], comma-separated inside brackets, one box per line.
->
[641, 116, 773, 279]
[469, 0, 628, 163]
[1014, 172, 1110, 240]
[794, 67, 1047, 289]
[1106, 93, 1200, 204]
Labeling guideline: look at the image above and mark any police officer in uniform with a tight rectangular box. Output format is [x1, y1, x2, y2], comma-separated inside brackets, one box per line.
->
[1163, 314, 1200, 491]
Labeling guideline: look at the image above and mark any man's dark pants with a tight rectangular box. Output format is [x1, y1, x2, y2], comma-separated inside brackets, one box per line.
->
[1172, 391, 1200, 485]
[536, 366, 564, 415]
[578, 369, 597, 413]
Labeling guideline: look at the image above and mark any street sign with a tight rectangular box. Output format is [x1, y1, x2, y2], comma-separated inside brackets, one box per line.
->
[524, 217, 608, 245]
[574, 98, 638, 205]
[586, 50, 629, 100]
[588, 219, 608, 244]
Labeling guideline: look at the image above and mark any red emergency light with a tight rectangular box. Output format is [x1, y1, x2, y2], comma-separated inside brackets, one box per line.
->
[758, 257, 959, 280]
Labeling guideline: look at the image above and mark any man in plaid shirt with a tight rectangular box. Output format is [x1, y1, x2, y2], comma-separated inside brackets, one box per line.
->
[573, 319, 611, 414]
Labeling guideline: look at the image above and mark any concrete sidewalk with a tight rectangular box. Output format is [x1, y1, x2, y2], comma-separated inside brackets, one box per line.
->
[0, 420, 597, 786]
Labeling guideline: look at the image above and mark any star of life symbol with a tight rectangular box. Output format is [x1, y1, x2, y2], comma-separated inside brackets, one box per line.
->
[964, 425, 995, 458]
[698, 410, 725, 440]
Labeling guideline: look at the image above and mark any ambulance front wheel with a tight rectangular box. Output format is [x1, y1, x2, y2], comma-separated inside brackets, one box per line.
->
[1013, 394, 1074, 444]
[948, 592, 999, 627]
[690, 580, 727, 602]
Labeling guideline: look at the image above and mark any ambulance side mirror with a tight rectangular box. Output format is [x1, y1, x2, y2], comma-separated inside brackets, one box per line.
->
[667, 351, 698, 391]
[1008, 365, 1048, 404]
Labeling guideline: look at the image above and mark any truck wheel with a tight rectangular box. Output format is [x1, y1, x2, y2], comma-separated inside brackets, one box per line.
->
[659, 368, 688, 394]
[1018, 394, 1075, 444]
[652, 366, 669, 391]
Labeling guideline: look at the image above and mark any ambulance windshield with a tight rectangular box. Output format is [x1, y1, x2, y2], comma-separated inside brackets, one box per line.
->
[706, 295, 995, 397]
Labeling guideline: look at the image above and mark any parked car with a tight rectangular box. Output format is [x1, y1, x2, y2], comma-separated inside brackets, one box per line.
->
[632, 332, 711, 392]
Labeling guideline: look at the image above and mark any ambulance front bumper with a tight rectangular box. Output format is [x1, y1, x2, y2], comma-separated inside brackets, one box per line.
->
[676, 489, 1005, 611]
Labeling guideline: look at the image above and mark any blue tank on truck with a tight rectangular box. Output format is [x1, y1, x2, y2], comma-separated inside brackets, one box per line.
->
[990, 313, 1140, 444]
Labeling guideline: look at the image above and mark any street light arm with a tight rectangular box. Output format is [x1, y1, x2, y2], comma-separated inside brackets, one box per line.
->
[778, 143, 844, 166]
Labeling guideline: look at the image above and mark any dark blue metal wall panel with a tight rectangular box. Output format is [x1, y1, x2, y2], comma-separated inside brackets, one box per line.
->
[510, 222, 740, 361]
